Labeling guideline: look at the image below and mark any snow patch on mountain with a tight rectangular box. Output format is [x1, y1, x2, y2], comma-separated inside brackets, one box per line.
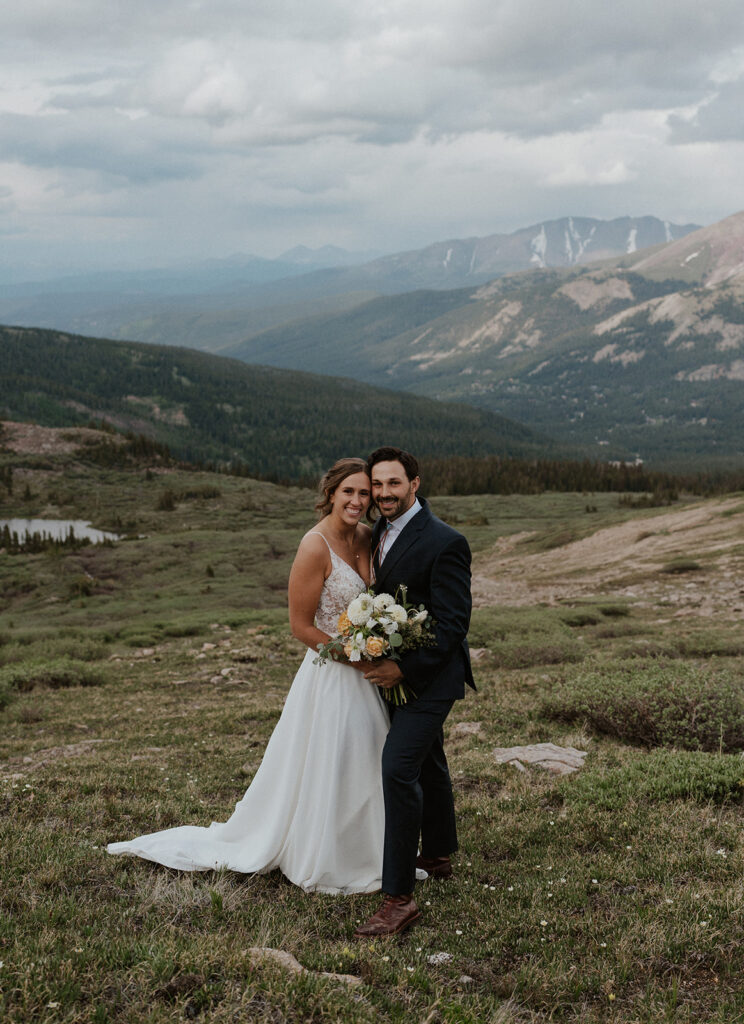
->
[530, 226, 547, 268]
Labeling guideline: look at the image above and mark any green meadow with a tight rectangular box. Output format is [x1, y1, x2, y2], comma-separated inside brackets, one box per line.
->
[2, 449, 744, 1023]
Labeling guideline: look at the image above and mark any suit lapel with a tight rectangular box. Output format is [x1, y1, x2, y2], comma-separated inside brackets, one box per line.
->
[373, 503, 430, 590]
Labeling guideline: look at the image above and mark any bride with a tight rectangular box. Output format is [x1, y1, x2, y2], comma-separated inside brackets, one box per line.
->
[107, 458, 390, 893]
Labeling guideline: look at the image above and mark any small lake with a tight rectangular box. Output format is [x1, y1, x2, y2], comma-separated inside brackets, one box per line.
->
[0, 518, 120, 544]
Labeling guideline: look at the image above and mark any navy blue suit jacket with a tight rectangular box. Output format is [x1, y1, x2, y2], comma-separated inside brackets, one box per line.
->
[371, 498, 474, 701]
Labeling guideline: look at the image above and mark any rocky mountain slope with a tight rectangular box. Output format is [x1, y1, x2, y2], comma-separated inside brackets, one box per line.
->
[226, 212, 744, 468]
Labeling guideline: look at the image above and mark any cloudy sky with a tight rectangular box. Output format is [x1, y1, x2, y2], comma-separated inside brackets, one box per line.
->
[2, 0, 744, 277]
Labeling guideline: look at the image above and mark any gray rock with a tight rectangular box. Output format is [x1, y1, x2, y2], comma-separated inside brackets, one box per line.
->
[493, 742, 588, 775]
[451, 721, 483, 738]
[246, 947, 361, 987]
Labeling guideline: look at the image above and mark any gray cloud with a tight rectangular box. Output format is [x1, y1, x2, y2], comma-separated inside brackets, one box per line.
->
[0, 110, 206, 183]
[1, 0, 743, 273]
[668, 77, 744, 142]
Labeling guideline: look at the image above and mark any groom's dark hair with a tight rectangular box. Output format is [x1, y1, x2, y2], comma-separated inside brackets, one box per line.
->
[367, 446, 419, 481]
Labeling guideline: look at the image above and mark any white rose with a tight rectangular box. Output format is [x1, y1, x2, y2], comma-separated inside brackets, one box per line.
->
[388, 604, 408, 623]
[373, 593, 395, 612]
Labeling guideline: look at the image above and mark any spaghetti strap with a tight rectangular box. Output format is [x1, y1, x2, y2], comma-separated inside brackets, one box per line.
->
[308, 531, 367, 585]
[308, 531, 333, 553]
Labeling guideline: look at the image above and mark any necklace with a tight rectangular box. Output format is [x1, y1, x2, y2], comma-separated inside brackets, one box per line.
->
[324, 527, 360, 558]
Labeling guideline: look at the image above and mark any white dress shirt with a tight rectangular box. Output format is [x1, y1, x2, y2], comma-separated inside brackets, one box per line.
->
[378, 498, 422, 564]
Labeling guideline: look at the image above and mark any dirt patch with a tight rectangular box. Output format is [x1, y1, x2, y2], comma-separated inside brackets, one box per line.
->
[2, 420, 123, 456]
[559, 275, 633, 311]
[472, 497, 744, 619]
[2, 738, 105, 779]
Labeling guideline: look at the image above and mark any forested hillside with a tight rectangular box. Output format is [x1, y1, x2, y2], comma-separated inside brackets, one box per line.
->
[0, 324, 549, 478]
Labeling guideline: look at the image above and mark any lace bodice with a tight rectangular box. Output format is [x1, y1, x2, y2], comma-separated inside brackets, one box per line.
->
[310, 533, 367, 635]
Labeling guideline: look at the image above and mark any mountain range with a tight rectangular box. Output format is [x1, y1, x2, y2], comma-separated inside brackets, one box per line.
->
[223, 212, 744, 469]
[0, 216, 698, 353]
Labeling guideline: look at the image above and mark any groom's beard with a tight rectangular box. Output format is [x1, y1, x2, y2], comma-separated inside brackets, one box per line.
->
[376, 490, 415, 521]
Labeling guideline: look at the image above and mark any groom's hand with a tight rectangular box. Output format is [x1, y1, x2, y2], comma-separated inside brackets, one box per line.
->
[364, 659, 403, 689]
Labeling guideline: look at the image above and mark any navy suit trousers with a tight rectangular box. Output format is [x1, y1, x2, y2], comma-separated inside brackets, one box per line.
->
[381, 696, 458, 895]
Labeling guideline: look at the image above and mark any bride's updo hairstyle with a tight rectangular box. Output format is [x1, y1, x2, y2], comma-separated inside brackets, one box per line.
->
[315, 458, 369, 519]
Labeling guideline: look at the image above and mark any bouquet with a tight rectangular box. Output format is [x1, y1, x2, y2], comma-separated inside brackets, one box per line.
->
[314, 585, 435, 705]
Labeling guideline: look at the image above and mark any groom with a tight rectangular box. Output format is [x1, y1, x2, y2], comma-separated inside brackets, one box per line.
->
[354, 446, 474, 937]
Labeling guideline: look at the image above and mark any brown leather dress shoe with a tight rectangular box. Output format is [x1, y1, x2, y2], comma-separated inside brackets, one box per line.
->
[416, 854, 454, 879]
[353, 894, 421, 937]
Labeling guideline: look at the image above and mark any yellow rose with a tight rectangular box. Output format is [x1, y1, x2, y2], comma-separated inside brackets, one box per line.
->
[337, 611, 351, 634]
[366, 636, 387, 658]
[343, 641, 354, 659]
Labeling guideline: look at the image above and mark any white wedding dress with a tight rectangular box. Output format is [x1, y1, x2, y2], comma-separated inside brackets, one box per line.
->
[107, 536, 390, 894]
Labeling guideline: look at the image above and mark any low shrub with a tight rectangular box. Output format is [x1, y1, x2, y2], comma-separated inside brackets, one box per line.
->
[565, 749, 744, 810]
[490, 641, 584, 669]
[559, 609, 602, 627]
[0, 658, 106, 694]
[618, 635, 744, 661]
[162, 622, 207, 638]
[660, 557, 702, 574]
[542, 661, 744, 752]
[0, 677, 13, 709]
[597, 603, 631, 618]
[0, 636, 109, 666]
[157, 489, 176, 511]
[468, 607, 572, 645]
